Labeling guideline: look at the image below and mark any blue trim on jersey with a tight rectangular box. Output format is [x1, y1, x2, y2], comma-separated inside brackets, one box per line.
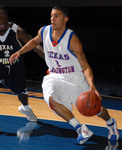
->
[58, 28, 68, 44]
[67, 31, 77, 58]
[41, 26, 47, 41]
[50, 26, 53, 42]
[50, 26, 68, 45]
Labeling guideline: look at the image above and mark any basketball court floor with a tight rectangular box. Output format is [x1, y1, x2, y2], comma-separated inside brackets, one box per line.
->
[0, 87, 122, 150]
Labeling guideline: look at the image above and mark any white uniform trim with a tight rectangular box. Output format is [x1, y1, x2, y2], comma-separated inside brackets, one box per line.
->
[0, 23, 18, 42]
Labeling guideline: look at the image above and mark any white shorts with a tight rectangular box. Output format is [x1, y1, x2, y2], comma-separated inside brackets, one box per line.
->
[42, 73, 89, 112]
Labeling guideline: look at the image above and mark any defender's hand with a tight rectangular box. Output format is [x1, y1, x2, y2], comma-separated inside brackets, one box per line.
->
[9, 52, 20, 65]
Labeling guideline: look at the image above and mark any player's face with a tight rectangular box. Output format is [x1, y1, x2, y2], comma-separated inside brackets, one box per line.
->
[51, 9, 68, 30]
[0, 10, 8, 33]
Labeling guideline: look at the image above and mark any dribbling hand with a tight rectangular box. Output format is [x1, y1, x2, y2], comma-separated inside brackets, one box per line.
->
[89, 86, 102, 101]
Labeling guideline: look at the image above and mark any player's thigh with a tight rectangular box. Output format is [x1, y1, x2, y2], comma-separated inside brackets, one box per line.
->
[64, 80, 89, 106]
[42, 76, 73, 112]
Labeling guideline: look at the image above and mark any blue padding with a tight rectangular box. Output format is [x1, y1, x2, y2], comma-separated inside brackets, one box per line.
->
[102, 99, 122, 111]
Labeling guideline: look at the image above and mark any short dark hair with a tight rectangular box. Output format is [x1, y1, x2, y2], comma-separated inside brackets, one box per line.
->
[0, 5, 8, 15]
[52, 5, 70, 18]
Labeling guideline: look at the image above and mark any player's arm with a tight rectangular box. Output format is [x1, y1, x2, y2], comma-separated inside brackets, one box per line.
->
[17, 27, 44, 59]
[9, 27, 43, 65]
[70, 34, 100, 97]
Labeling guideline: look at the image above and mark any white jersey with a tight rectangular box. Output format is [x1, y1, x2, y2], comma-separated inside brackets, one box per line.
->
[41, 25, 85, 81]
[41, 25, 89, 112]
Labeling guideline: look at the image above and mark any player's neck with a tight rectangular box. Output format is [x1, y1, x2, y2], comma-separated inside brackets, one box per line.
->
[52, 26, 66, 41]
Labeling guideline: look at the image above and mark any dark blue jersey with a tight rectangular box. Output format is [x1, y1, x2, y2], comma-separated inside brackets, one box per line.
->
[0, 22, 23, 65]
[0, 23, 26, 94]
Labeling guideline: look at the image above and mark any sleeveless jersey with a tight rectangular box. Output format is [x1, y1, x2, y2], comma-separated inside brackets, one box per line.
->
[41, 25, 84, 78]
[42, 25, 89, 109]
[0, 23, 26, 94]
[0, 22, 23, 66]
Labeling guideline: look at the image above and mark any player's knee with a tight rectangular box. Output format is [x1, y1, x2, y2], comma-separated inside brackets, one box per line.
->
[49, 96, 61, 110]
[49, 97, 55, 108]
[49, 96, 61, 116]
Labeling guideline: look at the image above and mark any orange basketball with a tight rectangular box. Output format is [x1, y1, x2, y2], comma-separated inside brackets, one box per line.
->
[76, 91, 101, 117]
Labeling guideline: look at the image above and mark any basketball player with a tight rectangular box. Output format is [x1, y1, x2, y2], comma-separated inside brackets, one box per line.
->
[0, 5, 44, 122]
[9, 6, 119, 144]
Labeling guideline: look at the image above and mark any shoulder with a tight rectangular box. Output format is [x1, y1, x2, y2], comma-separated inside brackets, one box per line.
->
[70, 31, 80, 44]
[9, 22, 19, 32]
[16, 25, 32, 42]
[39, 25, 50, 34]
[67, 28, 75, 40]
[67, 28, 74, 32]
[38, 25, 50, 40]
[9, 22, 26, 35]
[70, 32, 83, 53]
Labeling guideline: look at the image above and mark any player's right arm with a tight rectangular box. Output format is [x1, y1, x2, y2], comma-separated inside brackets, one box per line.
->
[9, 27, 43, 65]
[70, 33, 101, 99]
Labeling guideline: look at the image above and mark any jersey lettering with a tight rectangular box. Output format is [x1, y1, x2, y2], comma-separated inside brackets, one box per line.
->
[48, 51, 69, 60]
[43, 26, 81, 75]
[50, 66, 75, 74]
[0, 58, 19, 65]
[55, 60, 61, 67]
[0, 45, 13, 51]
[4, 50, 10, 57]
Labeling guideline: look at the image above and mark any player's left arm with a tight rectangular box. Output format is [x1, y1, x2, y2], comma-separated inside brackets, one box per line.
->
[17, 27, 44, 59]
[70, 34, 101, 98]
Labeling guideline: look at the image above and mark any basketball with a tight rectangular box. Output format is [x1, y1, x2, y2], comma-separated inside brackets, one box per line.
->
[76, 91, 101, 117]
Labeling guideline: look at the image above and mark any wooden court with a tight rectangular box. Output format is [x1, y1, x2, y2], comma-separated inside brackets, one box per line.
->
[0, 87, 122, 150]
[0, 88, 122, 129]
